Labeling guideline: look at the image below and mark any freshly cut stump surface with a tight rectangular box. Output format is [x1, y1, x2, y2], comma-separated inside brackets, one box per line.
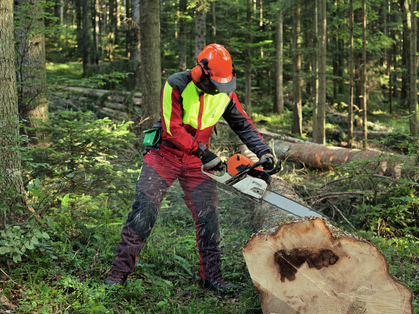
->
[242, 218, 413, 314]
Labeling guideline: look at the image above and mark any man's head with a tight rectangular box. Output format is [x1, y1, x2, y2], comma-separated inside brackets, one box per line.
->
[191, 44, 236, 94]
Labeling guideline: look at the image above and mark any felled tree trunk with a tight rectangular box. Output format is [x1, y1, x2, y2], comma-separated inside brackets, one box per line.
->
[238, 145, 414, 314]
[273, 140, 415, 178]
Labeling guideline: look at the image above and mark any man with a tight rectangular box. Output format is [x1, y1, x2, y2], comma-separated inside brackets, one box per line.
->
[104, 44, 274, 296]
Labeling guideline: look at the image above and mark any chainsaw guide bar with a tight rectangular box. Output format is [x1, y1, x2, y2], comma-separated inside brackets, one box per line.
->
[202, 153, 325, 219]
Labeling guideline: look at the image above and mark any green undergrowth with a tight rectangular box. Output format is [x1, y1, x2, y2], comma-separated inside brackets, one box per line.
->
[1, 182, 262, 313]
[1, 110, 418, 313]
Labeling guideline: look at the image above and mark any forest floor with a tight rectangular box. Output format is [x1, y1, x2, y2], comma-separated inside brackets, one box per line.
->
[1, 63, 418, 313]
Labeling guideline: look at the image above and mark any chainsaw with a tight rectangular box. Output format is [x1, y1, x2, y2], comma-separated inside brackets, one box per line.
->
[202, 153, 326, 219]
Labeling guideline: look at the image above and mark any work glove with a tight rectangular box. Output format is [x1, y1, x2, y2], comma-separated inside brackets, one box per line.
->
[261, 153, 275, 170]
[199, 149, 225, 171]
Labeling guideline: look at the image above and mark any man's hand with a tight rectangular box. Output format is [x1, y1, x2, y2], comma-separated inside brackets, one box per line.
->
[261, 153, 275, 170]
[199, 149, 225, 171]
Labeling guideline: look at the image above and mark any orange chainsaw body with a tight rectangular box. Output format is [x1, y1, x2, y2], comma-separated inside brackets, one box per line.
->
[226, 153, 263, 176]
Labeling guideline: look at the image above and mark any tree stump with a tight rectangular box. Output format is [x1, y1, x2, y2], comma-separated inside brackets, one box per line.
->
[238, 144, 414, 314]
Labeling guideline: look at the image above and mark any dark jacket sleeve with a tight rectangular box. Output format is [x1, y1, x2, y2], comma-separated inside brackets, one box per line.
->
[222, 92, 272, 158]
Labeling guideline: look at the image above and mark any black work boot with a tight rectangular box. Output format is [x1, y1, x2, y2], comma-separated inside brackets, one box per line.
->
[104, 269, 128, 287]
[201, 277, 238, 296]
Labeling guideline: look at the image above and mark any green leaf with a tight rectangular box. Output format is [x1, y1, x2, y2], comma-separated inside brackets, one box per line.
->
[25, 241, 34, 250]
[0, 246, 11, 254]
[34, 177, 42, 187]
[31, 236, 39, 245]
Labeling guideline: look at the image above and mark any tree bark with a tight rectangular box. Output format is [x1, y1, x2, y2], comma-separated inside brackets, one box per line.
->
[348, 0, 354, 148]
[245, 0, 252, 117]
[82, 0, 90, 74]
[107, 0, 115, 60]
[178, 0, 187, 71]
[409, 0, 417, 137]
[312, 0, 318, 140]
[194, 0, 206, 59]
[139, 0, 161, 130]
[315, 0, 326, 144]
[92, 0, 99, 64]
[131, 0, 140, 89]
[400, 0, 411, 103]
[14, 0, 48, 142]
[273, 140, 414, 178]
[211, 0, 216, 39]
[0, 0, 28, 214]
[362, 0, 367, 149]
[274, 9, 284, 114]
[292, 4, 302, 136]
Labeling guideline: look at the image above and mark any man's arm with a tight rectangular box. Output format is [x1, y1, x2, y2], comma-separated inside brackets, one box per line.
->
[222, 93, 272, 158]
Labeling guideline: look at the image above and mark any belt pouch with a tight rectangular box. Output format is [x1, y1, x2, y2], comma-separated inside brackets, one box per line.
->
[143, 128, 161, 146]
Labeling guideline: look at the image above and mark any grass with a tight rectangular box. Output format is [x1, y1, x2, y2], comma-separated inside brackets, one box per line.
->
[46, 62, 83, 81]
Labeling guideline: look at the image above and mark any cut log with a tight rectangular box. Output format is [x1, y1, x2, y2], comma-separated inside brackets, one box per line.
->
[238, 145, 414, 314]
[62, 86, 142, 100]
[242, 218, 413, 314]
[273, 140, 415, 178]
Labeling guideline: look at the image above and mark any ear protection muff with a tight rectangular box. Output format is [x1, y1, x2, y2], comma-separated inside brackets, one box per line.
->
[190, 61, 207, 83]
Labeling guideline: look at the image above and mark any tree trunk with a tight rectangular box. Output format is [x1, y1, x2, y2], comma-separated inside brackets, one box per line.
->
[274, 9, 284, 114]
[211, 1, 216, 39]
[400, 0, 410, 104]
[348, 0, 354, 148]
[14, 0, 48, 142]
[93, 0, 99, 64]
[409, 0, 417, 137]
[115, 0, 120, 45]
[273, 140, 414, 178]
[362, 0, 367, 149]
[238, 146, 414, 314]
[312, 0, 318, 141]
[315, 0, 326, 144]
[131, 0, 140, 89]
[0, 0, 28, 214]
[292, 5, 302, 136]
[194, 0, 206, 59]
[139, 0, 161, 130]
[245, 0, 252, 117]
[82, 0, 90, 74]
[178, 0, 187, 71]
[75, 0, 82, 57]
[108, 0, 115, 60]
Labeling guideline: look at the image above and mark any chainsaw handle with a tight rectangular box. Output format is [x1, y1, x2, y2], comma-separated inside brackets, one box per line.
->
[250, 158, 282, 175]
[266, 160, 282, 175]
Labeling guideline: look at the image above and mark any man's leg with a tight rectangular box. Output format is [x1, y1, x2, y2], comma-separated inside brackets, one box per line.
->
[179, 162, 237, 295]
[105, 150, 179, 285]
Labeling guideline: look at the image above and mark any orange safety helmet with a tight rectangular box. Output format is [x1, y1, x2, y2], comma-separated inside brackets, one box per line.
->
[190, 44, 236, 93]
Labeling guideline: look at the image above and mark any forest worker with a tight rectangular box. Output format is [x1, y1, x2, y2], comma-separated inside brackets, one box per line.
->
[104, 43, 274, 296]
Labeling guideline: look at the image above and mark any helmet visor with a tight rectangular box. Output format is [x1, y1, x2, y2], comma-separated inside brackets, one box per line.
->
[209, 76, 236, 93]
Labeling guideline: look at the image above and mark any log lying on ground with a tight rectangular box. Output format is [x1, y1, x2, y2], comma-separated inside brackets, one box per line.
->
[273, 140, 415, 177]
[62, 86, 142, 101]
[238, 145, 414, 314]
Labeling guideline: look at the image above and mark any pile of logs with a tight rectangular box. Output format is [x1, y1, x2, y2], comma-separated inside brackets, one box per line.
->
[56, 87, 142, 121]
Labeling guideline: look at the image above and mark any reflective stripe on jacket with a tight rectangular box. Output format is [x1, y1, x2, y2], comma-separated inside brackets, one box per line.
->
[157, 71, 271, 158]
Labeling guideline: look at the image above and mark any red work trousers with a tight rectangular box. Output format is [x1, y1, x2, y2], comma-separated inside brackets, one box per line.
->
[112, 144, 222, 280]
